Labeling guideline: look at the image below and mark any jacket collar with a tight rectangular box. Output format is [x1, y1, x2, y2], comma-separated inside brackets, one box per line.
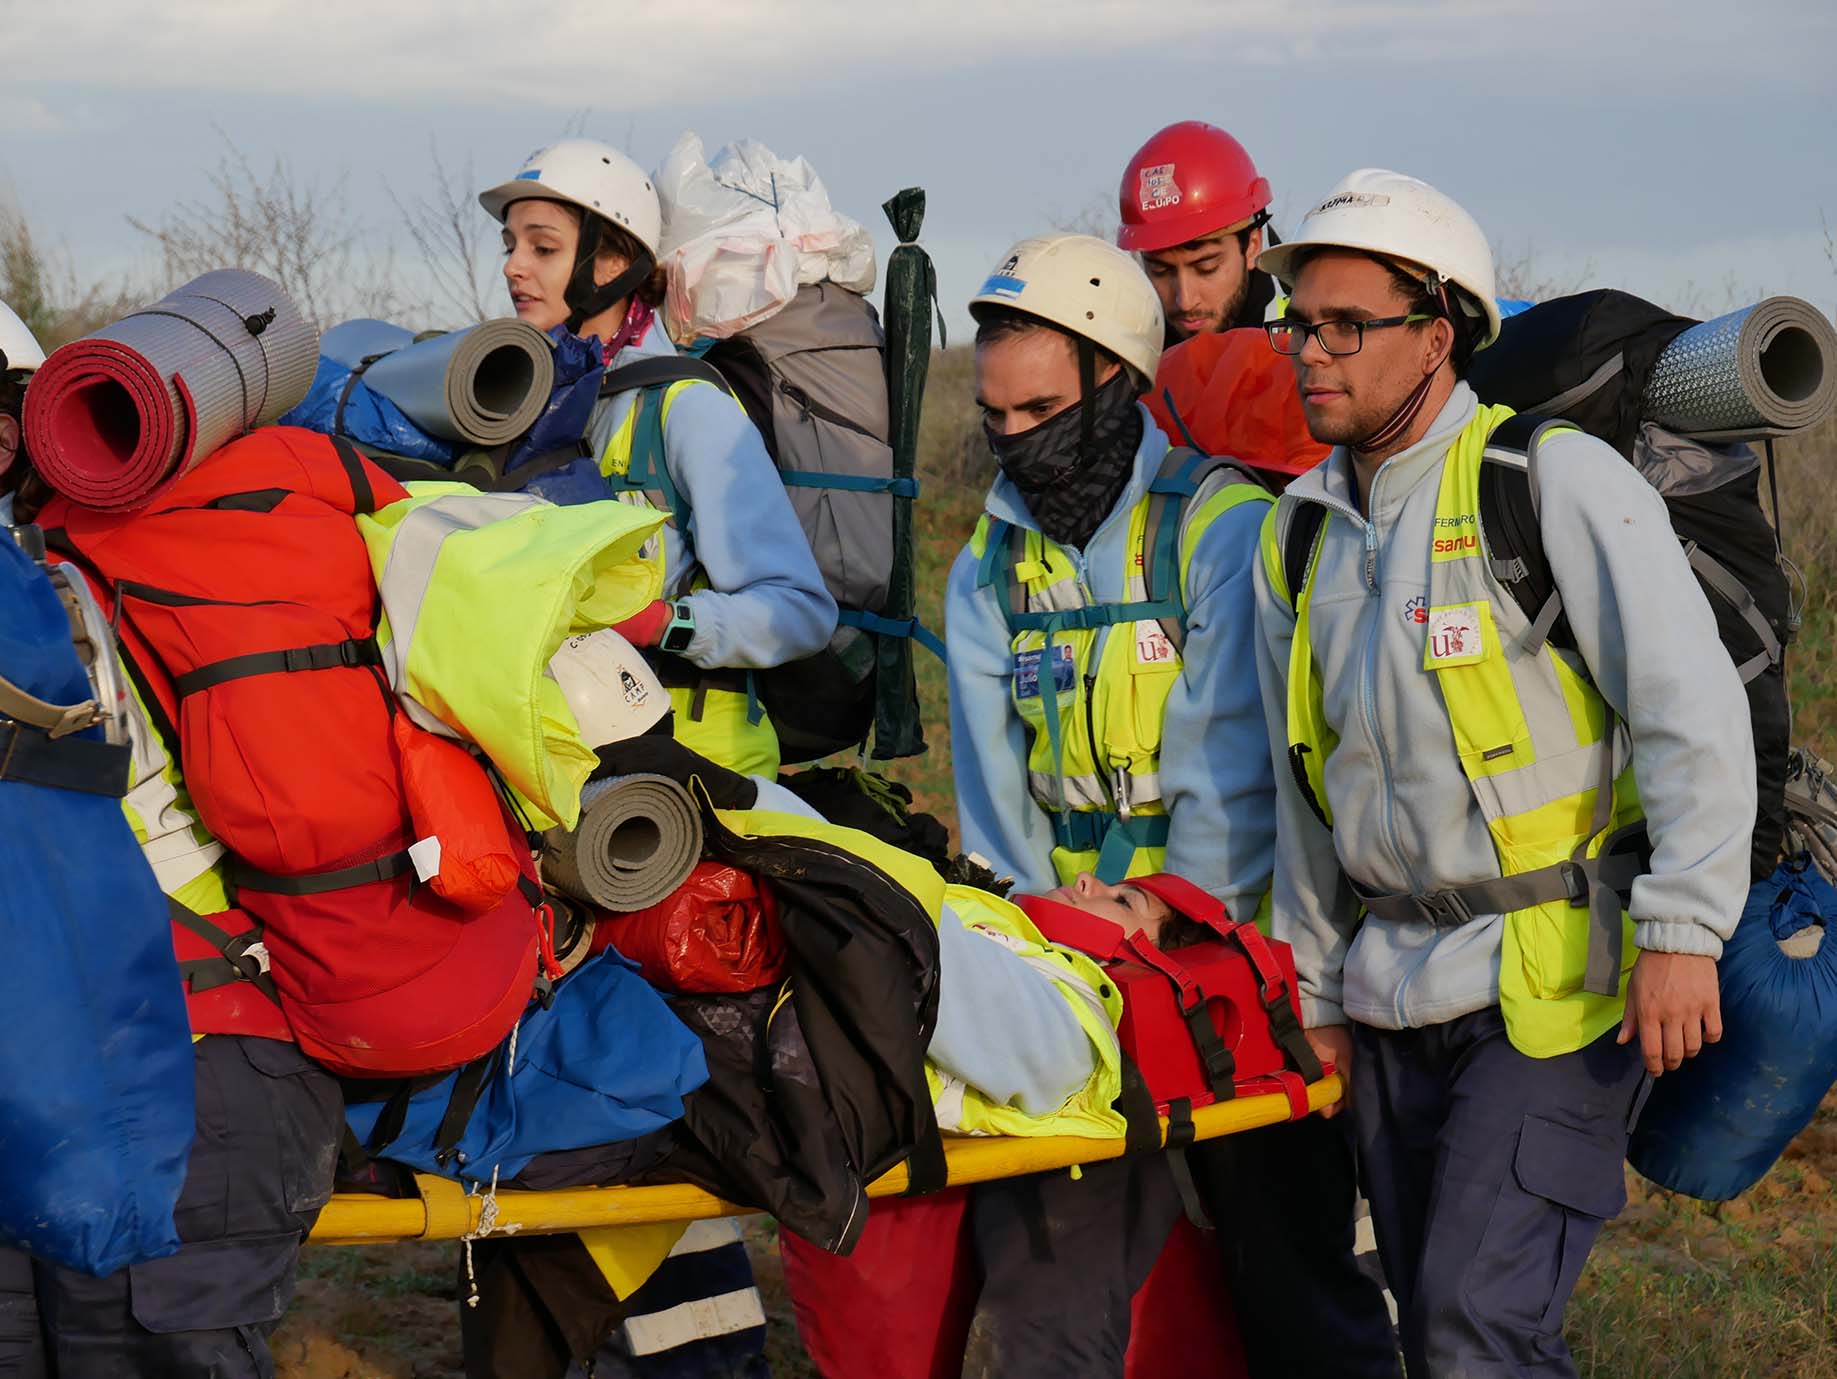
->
[982, 403, 1170, 547]
[1283, 382, 1478, 521]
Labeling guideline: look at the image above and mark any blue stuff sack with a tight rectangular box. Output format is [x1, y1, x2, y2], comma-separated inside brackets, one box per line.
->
[1628, 857, 1837, 1200]
[345, 948, 706, 1185]
[0, 535, 194, 1273]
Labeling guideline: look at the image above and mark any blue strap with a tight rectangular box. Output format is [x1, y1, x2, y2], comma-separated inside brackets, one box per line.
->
[976, 520, 1011, 593]
[1050, 812, 1173, 881]
[837, 608, 947, 662]
[744, 670, 764, 726]
[778, 471, 920, 498]
[605, 384, 687, 528]
[1004, 598, 1180, 636]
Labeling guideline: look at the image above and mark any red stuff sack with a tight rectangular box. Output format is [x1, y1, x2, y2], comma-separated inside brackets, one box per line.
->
[593, 861, 788, 993]
[393, 714, 521, 915]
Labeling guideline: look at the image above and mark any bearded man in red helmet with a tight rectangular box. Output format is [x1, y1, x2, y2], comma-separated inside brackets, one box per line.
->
[1120, 121, 1279, 343]
[1116, 122, 1395, 1379]
[1123, 122, 1328, 488]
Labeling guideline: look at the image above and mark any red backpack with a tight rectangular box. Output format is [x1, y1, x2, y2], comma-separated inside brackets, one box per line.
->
[41, 427, 546, 1077]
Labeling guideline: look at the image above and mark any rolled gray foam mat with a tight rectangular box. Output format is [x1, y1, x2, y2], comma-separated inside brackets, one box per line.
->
[542, 773, 704, 912]
[336, 318, 554, 446]
[1645, 296, 1837, 438]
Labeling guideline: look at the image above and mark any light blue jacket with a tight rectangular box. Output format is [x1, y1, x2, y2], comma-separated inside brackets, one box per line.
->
[945, 406, 1276, 910]
[587, 325, 836, 672]
[752, 778, 1096, 1114]
[1253, 384, 1755, 1031]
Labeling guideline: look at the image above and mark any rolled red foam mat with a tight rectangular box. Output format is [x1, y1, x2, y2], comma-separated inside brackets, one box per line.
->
[24, 270, 318, 511]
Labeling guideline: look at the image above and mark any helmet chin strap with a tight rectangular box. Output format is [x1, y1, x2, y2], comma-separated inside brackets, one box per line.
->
[1355, 274, 1455, 457]
[564, 213, 656, 335]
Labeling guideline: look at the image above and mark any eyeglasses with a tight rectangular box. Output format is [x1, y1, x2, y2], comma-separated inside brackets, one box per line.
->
[1265, 313, 1438, 357]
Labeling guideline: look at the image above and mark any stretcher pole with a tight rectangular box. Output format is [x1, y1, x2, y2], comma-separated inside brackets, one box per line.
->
[310, 1073, 1341, 1244]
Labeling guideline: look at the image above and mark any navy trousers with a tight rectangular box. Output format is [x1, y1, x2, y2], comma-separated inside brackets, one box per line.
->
[0, 1035, 342, 1379]
[1351, 1008, 1648, 1378]
[1192, 1111, 1402, 1378]
[960, 1153, 1183, 1379]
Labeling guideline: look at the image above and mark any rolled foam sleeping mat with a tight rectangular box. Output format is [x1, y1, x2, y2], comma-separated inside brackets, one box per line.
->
[24, 270, 317, 511]
[543, 773, 704, 912]
[326, 318, 554, 447]
[1644, 296, 1837, 438]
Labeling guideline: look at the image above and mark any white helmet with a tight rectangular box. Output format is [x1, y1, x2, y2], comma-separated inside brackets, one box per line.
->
[969, 234, 1164, 388]
[479, 139, 662, 257]
[547, 628, 669, 750]
[1257, 169, 1502, 349]
[0, 302, 45, 374]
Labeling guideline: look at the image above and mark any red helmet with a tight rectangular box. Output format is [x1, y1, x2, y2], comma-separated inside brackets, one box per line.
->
[1117, 122, 1272, 254]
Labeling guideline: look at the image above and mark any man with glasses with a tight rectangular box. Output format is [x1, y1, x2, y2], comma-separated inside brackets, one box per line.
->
[1254, 169, 1751, 1376]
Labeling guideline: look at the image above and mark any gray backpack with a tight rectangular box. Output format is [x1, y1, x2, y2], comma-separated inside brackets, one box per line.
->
[606, 282, 922, 764]
[700, 283, 912, 762]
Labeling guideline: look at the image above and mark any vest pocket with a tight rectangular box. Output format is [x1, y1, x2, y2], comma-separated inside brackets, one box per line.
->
[1423, 601, 1536, 779]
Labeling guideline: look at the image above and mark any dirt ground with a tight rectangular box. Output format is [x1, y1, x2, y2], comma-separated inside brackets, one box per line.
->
[278, 1097, 1837, 1379]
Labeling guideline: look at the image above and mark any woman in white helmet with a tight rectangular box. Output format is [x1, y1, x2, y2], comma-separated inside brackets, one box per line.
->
[477, 139, 836, 781]
[468, 139, 830, 1379]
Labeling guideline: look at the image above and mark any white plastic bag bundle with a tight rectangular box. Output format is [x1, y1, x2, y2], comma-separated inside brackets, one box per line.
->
[655, 132, 878, 344]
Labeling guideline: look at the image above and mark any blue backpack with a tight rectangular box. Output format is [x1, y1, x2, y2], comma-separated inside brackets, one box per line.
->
[0, 530, 195, 1274]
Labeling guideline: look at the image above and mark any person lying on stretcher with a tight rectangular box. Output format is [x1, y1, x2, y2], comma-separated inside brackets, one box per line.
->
[591, 731, 1208, 1131]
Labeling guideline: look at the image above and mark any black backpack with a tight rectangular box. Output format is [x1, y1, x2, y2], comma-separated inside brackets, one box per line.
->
[1465, 291, 1793, 879]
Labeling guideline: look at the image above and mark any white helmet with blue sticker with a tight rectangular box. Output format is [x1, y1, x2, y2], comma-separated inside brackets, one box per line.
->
[969, 234, 1164, 387]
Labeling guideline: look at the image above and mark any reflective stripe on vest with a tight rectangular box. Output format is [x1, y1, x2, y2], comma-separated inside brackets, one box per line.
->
[356, 485, 667, 830]
[972, 447, 1270, 885]
[1267, 403, 1645, 1059]
[594, 378, 781, 774]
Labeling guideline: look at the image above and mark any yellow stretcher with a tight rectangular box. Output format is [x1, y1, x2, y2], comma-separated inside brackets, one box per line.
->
[310, 1074, 1340, 1245]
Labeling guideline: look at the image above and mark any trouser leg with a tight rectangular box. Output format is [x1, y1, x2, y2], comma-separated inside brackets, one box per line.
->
[961, 1154, 1181, 1379]
[1351, 1020, 1451, 1377]
[34, 1035, 342, 1379]
[0, 1249, 46, 1379]
[1193, 1112, 1402, 1379]
[1363, 1009, 1648, 1378]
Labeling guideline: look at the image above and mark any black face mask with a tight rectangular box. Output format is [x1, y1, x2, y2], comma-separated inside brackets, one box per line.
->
[986, 369, 1142, 550]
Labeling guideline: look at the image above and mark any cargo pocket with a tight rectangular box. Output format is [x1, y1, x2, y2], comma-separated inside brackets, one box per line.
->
[239, 1037, 342, 1220]
[1468, 1115, 1628, 1333]
[128, 1231, 302, 1333]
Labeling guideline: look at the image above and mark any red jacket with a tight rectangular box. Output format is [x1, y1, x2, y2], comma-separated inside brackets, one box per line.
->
[1147, 328, 1328, 484]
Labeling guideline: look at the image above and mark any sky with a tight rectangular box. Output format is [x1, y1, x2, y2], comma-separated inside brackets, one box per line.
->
[2, 0, 1833, 336]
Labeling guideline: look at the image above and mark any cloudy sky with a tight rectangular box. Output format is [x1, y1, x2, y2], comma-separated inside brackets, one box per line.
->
[3, 0, 1832, 333]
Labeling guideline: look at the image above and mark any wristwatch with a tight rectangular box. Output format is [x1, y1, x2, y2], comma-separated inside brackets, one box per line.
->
[659, 600, 697, 654]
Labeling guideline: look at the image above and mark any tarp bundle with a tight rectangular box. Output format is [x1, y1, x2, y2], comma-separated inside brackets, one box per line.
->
[543, 774, 703, 911]
[655, 132, 877, 344]
[1644, 296, 1837, 438]
[0, 534, 195, 1274]
[24, 270, 317, 511]
[870, 187, 941, 760]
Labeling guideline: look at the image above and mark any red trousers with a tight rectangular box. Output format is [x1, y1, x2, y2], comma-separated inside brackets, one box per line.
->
[780, 1185, 1248, 1379]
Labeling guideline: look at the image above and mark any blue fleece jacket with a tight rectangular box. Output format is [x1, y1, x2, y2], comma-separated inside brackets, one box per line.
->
[945, 406, 1276, 910]
[590, 326, 836, 672]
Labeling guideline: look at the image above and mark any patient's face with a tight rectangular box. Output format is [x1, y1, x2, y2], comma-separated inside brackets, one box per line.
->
[1045, 873, 1175, 943]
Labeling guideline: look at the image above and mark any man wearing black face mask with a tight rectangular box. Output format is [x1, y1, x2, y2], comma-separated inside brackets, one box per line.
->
[948, 232, 1275, 924]
[941, 235, 1401, 1377]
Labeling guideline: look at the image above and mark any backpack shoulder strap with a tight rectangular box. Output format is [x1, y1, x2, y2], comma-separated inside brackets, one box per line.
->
[599, 355, 735, 398]
[1143, 447, 1271, 654]
[1479, 413, 1571, 655]
[1277, 502, 1328, 616]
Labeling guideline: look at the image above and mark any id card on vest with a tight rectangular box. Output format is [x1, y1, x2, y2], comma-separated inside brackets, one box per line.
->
[1015, 644, 1077, 699]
